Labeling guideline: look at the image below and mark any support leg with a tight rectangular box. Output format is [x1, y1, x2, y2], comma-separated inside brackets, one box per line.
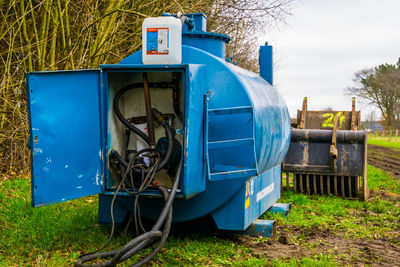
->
[242, 219, 276, 237]
[267, 203, 291, 216]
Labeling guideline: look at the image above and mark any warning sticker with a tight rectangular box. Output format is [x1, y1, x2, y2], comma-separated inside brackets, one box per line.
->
[245, 198, 250, 210]
[146, 28, 169, 55]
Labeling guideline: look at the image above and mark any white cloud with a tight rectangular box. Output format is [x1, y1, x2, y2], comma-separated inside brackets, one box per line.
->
[266, 0, 400, 119]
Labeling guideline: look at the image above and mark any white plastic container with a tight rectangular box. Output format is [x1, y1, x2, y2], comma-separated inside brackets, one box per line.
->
[142, 16, 182, 64]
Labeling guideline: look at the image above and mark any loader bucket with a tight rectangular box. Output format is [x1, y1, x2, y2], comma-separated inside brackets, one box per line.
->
[282, 97, 369, 200]
[282, 129, 369, 200]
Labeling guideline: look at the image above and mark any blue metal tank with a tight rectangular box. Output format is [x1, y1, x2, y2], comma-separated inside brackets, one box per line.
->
[26, 13, 290, 232]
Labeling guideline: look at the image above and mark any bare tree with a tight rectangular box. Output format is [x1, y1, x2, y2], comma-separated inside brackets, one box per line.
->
[0, 0, 295, 174]
[364, 109, 376, 130]
[205, 0, 294, 71]
[346, 60, 400, 128]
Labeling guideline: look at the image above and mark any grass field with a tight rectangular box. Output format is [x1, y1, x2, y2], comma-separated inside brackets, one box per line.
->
[1, 164, 399, 266]
[367, 135, 400, 149]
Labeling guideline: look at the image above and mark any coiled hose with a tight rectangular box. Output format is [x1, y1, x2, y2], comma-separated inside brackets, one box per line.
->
[113, 82, 174, 145]
[75, 160, 181, 267]
[110, 120, 173, 173]
[75, 81, 179, 266]
[113, 83, 174, 172]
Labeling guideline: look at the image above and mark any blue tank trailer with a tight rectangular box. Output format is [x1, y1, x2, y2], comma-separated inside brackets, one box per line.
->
[27, 13, 291, 264]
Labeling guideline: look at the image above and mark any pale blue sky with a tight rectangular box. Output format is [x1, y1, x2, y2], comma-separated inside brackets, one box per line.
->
[266, 0, 400, 120]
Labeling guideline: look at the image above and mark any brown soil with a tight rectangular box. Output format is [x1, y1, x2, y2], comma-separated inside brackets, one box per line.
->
[223, 144, 400, 265]
[369, 190, 400, 202]
[368, 145, 400, 179]
[231, 225, 400, 266]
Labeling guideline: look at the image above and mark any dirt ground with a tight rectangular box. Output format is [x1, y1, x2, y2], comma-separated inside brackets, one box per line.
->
[227, 189, 400, 266]
[368, 145, 400, 179]
[232, 223, 400, 266]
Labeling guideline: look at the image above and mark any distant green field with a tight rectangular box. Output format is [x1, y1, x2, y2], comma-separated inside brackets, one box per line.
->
[367, 135, 400, 149]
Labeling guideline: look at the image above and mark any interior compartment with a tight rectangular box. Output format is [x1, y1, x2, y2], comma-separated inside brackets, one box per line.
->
[106, 70, 185, 191]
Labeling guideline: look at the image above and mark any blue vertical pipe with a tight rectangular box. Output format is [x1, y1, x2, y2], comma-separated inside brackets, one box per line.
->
[259, 42, 273, 85]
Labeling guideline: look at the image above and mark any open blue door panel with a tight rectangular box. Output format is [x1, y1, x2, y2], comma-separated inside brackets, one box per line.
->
[182, 64, 207, 197]
[27, 70, 104, 207]
[204, 101, 258, 181]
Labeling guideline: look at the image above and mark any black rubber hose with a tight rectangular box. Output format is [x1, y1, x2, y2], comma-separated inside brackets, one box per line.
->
[114, 83, 150, 144]
[118, 128, 131, 182]
[111, 122, 173, 173]
[75, 150, 146, 267]
[122, 128, 131, 162]
[155, 122, 174, 171]
[81, 81, 178, 266]
[172, 77, 182, 120]
[121, 187, 173, 266]
[75, 230, 162, 267]
[110, 148, 153, 170]
[113, 82, 174, 145]
[118, 161, 181, 266]
[75, 160, 181, 267]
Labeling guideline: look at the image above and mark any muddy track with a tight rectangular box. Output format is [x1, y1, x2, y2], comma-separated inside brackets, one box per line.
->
[226, 190, 400, 265]
[368, 144, 400, 179]
[231, 223, 400, 266]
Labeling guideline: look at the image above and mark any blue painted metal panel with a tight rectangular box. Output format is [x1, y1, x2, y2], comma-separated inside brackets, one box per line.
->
[182, 13, 207, 32]
[211, 165, 281, 230]
[228, 64, 291, 175]
[242, 219, 276, 237]
[183, 64, 208, 197]
[259, 42, 273, 85]
[205, 104, 258, 181]
[98, 194, 131, 224]
[181, 13, 229, 59]
[182, 33, 229, 59]
[27, 70, 103, 207]
[243, 165, 281, 229]
[268, 203, 291, 216]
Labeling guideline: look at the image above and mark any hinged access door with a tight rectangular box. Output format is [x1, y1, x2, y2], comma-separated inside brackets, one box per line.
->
[204, 98, 258, 181]
[27, 70, 103, 207]
[182, 64, 207, 197]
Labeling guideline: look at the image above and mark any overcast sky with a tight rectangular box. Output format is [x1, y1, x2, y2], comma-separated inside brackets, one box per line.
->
[267, 0, 400, 120]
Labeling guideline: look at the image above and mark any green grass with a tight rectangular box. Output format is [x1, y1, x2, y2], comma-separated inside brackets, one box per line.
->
[1, 164, 399, 266]
[367, 164, 400, 194]
[0, 179, 118, 266]
[0, 178, 337, 266]
[368, 135, 400, 149]
[264, 165, 400, 240]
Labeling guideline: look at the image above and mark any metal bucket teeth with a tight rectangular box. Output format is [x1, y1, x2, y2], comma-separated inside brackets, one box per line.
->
[282, 173, 365, 199]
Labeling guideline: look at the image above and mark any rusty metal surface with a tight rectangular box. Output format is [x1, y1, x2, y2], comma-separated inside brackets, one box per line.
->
[294, 96, 361, 130]
[283, 129, 366, 177]
[282, 128, 368, 200]
[142, 72, 156, 148]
